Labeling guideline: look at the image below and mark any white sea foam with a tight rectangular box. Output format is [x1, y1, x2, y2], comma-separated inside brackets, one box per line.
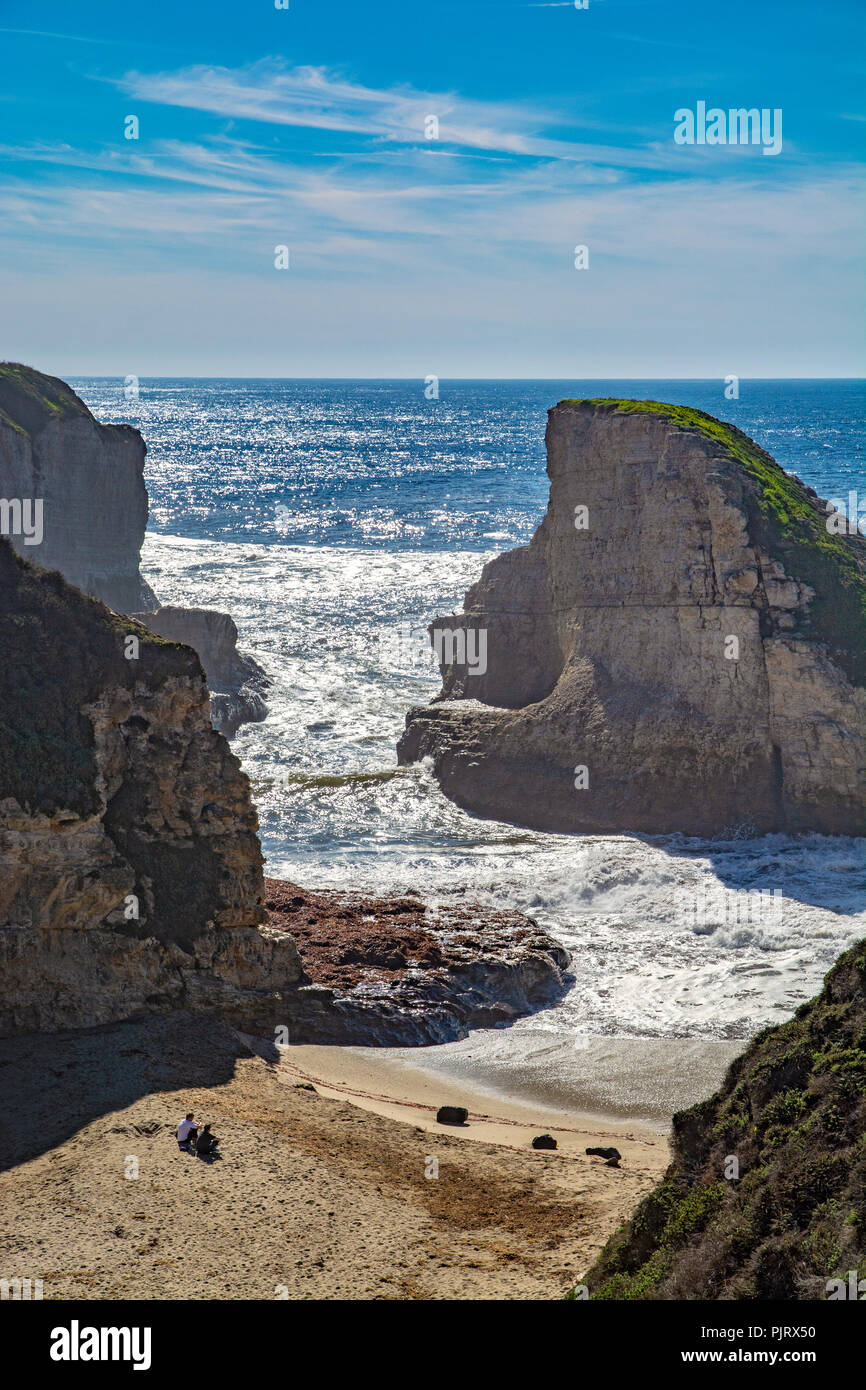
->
[143, 531, 866, 1047]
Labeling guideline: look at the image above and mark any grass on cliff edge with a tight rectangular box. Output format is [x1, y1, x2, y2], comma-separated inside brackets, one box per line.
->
[571, 938, 866, 1300]
[0, 361, 94, 438]
[558, 399, 866, 687]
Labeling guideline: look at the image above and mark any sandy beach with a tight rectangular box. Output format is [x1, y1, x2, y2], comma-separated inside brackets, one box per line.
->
[0, 1013, 669, 1301]
[293, 1030, 741, 1128]
[280, 1042, 671, 1158]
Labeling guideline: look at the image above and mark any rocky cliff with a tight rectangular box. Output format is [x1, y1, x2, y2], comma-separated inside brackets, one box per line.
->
[0, 535, 301, 1037]
[399, 400, 866, 837]
[581, 939, 866, 1300]
[0, 362, 156, 613]
[0, 363, 268, 737]
[135, 606, 269, 739]
[0, 536, 568, 1042]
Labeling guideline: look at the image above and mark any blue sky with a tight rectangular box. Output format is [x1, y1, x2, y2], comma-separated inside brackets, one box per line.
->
[1, 0, 863, 376]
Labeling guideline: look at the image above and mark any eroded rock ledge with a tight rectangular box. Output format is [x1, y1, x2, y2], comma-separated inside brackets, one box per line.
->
[399, 400, 866, 837]
[264, 878, 572, 1046]
[134, 606, 269, 739]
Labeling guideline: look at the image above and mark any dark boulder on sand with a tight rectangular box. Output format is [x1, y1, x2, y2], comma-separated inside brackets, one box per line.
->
[436, 1106, 469, 1126]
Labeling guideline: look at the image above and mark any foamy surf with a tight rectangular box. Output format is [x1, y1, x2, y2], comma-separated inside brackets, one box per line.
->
[142, 530, 865, 1064]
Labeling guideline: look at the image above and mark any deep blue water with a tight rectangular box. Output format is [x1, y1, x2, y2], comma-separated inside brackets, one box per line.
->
[73, 378, 865, 552]
[65, 378, 866, 1047]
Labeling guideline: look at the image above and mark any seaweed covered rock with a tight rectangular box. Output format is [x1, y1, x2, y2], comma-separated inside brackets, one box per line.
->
[262, 878, 571, 1045]
[582, 940, 866, 1300]
[399, 400, 866, 836]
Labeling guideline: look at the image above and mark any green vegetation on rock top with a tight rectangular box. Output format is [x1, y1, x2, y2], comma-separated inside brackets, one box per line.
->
[557, 398, 866, 687]
[0, 361, 94, 439]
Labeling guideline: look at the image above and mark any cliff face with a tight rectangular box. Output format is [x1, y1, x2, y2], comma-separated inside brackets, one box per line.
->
[0, 363, 268, 737]
[0, 363, 157, 614]
[583, 940, 866, 1300]
[399, 400, 866, 837]
[0, 535, 569, 1042]
[136, 607, 269, 739]
[0, 537, 301, 1037]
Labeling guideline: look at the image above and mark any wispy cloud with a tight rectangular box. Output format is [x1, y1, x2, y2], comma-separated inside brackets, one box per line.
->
[106, 58, 826, 178]
[111, 59, 685, 168]
[0, 26, 127, 46]
[0, 47, 849, 279]
[1, 117, 860, 282]
[115, 61, 546, 153]
[1, 8, 861, 376]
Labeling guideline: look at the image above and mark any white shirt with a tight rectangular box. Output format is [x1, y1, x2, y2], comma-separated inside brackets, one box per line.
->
[177, 1119, 197, 1141]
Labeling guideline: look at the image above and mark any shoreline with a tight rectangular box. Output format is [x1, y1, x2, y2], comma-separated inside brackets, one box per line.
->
[279, 1042, 670, 1160]
[279, 1030, 742, 1135]
[0, 1014, 669, 1299]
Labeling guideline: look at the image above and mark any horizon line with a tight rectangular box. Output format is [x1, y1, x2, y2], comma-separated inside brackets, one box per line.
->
[58, 374, 866, 383]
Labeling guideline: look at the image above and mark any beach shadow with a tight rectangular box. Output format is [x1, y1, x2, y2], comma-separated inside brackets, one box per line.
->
[0, 1011, 277, 1173]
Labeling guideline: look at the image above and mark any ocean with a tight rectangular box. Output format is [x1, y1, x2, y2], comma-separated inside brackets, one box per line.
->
[72, 377, 866, 1115]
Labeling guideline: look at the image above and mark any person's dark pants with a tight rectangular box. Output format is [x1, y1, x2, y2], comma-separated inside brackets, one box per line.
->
[178, 1128, 198, 1150]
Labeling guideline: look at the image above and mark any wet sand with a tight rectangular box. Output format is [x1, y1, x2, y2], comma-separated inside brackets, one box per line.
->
[284, 1029, 742, 1132]
[281, 1043, 669, 1160]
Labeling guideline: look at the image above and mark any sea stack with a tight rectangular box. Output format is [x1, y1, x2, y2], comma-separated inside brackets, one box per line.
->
[0, 362, 156, 613]
[398, 400, 866, 837]
[0, 363, 269, 736]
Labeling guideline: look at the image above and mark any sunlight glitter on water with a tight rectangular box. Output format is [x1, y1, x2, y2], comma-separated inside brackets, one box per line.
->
[142, 531, 866, 1045]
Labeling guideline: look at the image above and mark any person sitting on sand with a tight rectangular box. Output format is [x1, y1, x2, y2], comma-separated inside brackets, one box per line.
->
[194, 1124, 219, 1157]
[177, 1113, 199, 1151]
